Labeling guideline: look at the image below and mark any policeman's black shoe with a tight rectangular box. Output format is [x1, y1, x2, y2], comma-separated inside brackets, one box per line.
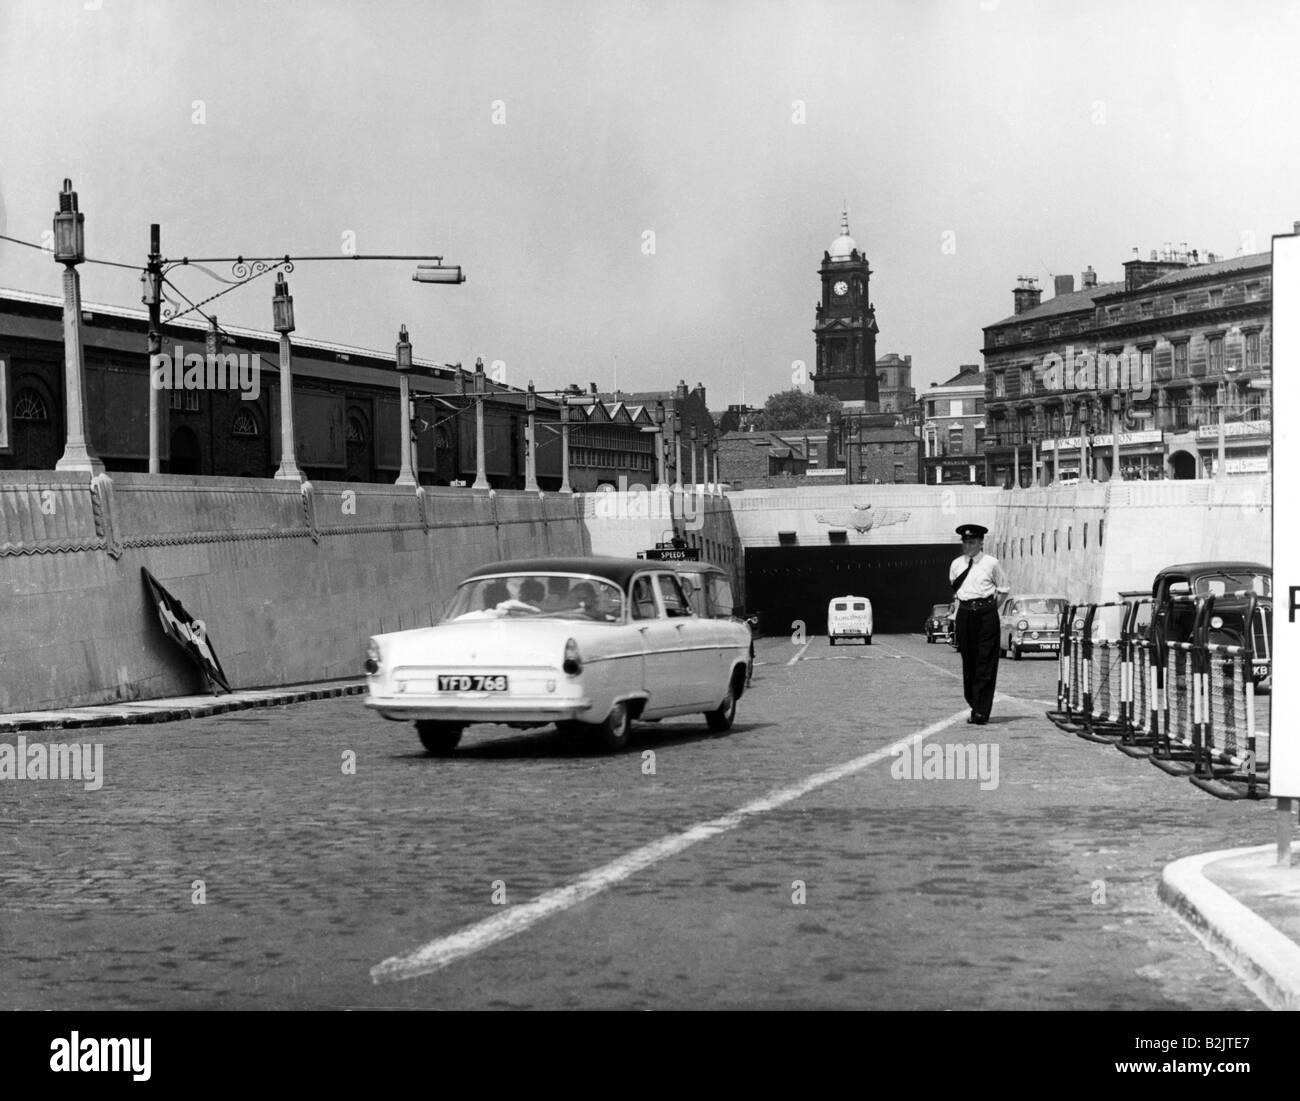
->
[972, 714, 989, 725]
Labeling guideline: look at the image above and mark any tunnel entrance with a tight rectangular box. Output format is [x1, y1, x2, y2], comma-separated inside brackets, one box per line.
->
[745, 544, 957, 636]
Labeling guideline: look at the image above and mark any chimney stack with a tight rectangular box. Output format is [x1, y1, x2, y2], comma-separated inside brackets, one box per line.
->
[1012, 276, 1042, 315]
[1054, 274, 1075, 297]
[1082, 265, 1097, 288]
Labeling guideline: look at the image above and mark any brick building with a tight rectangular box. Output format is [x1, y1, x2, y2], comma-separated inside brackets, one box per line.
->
[981, 242, 1275, 487]
[0, 287, 667, 491]
[922, 364, 986, 484]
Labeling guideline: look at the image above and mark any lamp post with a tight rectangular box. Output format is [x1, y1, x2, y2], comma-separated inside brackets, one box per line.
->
[1216, 381, 1227, 480]
[51, 179, 104, 475]
[653, 400, 667, 487]
[689, 422, 698, 490]
[142, 222, 163, 474]
[559, 397, 572, 494]
[672, 408, 682, 491]
[472, 357, 490, 490]
[394, 324, 417, 486]
[524, 381, 540, 493]
[271, 273, 303, 479]
[1111, 393, 1122, 482]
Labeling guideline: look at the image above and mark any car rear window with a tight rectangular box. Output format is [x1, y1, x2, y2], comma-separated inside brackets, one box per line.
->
[852, 603, 866, 611]
[833, 602, 848, 611]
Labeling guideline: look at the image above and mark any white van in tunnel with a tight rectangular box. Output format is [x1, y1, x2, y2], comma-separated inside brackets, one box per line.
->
[827, 595, 873, 645]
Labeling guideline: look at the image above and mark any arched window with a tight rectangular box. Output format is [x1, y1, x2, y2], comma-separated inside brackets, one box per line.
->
[14, 389, 49, 421]
[231, 408, 259, 437]
[346, 415, 366, 444]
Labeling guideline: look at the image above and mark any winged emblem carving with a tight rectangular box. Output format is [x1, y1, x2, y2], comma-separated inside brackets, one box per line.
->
[813, 503, 910, 534]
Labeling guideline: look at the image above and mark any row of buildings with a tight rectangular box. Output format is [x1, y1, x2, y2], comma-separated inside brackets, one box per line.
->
[0, 287, 718, 491]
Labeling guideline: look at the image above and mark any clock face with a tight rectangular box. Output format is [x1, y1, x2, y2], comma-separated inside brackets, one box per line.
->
[833, 280, 849, 297]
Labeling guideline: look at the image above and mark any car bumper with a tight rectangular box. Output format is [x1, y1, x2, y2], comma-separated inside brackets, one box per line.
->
[1013, 638, 1060, 652]
[365, 692, 594, 723]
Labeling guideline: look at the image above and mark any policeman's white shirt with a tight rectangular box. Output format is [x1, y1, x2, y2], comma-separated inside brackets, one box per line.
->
[950, 550, 1010, 602]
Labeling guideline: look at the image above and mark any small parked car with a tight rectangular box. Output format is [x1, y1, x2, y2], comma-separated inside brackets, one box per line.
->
[364, 557, 752, 755]
[1148, 561, 1271, 688]
[827, 595, 873, 645]
[999, 594, 1068, 659]
[924, 602, 954, 644]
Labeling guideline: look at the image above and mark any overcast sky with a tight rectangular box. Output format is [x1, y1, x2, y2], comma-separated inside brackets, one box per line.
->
[1, 0, 1296, 407]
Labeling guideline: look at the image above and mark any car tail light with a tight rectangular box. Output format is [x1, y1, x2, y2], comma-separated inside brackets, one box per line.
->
[1210, 615, 1224, 630]
[364, 638, 381, 675]
[1017, 619, 1029, 631]
[563, 638, 583, 676]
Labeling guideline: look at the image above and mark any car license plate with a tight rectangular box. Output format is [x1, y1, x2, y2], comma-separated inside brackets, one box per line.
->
[438, 674, 509, 692]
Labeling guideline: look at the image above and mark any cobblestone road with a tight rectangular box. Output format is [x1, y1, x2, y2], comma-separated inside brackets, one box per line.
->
[0, 632, 1266, 1010]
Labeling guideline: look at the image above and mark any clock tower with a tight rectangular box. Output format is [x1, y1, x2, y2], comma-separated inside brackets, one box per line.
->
[812, 208, 879, 408]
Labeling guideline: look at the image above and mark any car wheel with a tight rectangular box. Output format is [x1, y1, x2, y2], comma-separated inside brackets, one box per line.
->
[589, 701, 631, 752]
[926, 634, 934, 644]
[829, 636, 836, 646]
[705, 688, 736, 733]
[1013, 644, 1022, 661]
[865, 634, 872, 645]
[415, 721, 463, 756]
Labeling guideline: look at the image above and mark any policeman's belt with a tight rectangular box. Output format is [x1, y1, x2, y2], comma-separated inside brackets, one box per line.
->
[957, 596, 998, 609]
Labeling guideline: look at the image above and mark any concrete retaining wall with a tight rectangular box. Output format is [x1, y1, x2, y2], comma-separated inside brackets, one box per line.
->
[990, 476, 1271, 604]
[0, 472, 595, 712]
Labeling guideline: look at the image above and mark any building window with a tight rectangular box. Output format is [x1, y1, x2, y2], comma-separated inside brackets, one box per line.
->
[950, 399, 964, 417]
[1173, 341, 1189, 377]
[974, 427, 985, 451]
[1139, 300, 1153, 319]
[13, 389, 49, 421]
[1020, 367, 1033, 396]
[927, 400, 936, 417]
[231, 409, 258, 437]
[346, 415, 366, 443]
[1106, 306, 1120, 323]
[1139, 346, 1153, 383]
[170, 390, 200, 412]
[1209, 288, 1224, 308]
[994, 372, 1005, 398]
[948, 427, 964, 455]
[1245, 281, 1262, 301]
[1173, 295, 1187, 314]
[975, 398, 984, 414]
[893, 463, 904, 481]
[1208, 336, 1224, 375]
[1049, 322, 1062, 337]
[1245, 330, 1261, 369]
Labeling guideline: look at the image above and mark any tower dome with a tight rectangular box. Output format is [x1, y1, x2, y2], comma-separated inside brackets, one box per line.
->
[828, 206, 858, 259]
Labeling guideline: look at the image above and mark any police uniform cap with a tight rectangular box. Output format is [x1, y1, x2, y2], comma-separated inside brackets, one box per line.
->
[956, 523, 988, 539]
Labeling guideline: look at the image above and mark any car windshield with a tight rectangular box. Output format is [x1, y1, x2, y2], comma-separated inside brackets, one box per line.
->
[443, 573, 626, 624]
[1193, 571, 1271, 599]
[1012, 598, 1067, 615]
[931, 604, 950, 616]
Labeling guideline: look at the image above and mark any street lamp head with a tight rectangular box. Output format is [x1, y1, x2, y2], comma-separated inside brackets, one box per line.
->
[411, 264, 465, 284]
[654, 400, 664, 426]
[272, 273, 295, 334]
[690, 423, 698, 442]
[52, 178, 85, 266]
[559, 396, 569, 425]
[526, 381, 536, 413]
[474, 356, 486, 395]
[395, 324, 412, 370]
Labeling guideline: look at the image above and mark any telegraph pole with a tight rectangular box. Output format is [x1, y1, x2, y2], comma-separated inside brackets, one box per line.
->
[144, 224, 163, 473]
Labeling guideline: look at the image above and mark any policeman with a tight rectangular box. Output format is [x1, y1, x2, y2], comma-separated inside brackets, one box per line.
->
[950, 523, 1010, 724]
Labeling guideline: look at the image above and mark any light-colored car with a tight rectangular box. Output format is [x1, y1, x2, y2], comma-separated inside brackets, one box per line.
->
[999, 594, 1068, 659]
[365, 556, 752, 755]
[827, 595, 873, 645]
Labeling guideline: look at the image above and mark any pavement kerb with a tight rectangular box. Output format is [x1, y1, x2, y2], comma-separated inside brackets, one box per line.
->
[1159, 844, 1300, 1012]
[0, 681, 367, 733]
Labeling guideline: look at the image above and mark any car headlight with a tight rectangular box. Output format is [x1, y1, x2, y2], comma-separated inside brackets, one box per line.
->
[562, 637, 583, 676]
[1210, 615, 1224, 630]
[364, 638, 381, 675]
[1017, 619, 1029, 631]
[1073, 618, 1083, 630]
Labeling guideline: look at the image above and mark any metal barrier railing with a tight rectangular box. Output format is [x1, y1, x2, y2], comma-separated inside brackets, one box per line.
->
[1045, 591, 1270, 800]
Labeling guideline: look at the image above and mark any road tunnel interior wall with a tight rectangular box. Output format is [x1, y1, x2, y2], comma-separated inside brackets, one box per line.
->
[0, 472, 591, 712]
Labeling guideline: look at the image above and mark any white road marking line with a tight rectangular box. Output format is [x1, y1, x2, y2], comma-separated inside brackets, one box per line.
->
[370, 705, 971, 984]
[786, 638, 813, 664]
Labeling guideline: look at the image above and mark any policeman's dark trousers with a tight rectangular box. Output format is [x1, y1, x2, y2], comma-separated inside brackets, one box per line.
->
[955, 603, 1000, 718]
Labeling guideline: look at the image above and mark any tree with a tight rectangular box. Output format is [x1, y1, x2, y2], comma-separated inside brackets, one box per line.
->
[753, 389, 842, 431]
